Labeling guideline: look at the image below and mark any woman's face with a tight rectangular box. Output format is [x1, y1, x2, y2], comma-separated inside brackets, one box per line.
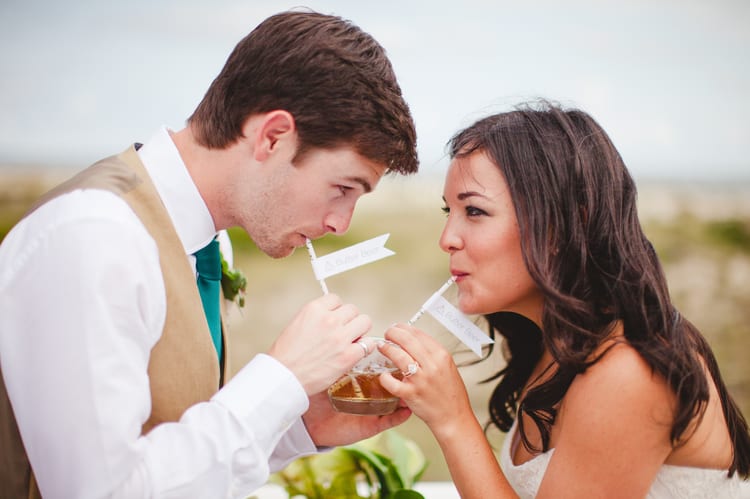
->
[440, 151, 543, 324]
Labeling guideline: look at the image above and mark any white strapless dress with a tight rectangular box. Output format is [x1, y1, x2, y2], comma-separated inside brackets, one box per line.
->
[499, 421, 750, 498]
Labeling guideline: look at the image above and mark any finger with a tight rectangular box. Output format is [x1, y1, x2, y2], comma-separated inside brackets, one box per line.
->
[400, 361, 420, 378]
[341, 313, 372, 342]
[353, 337, 371, 358]
[373, 406, 412, 432]
[378, 340, 416, 372]
[354, 336, 380, 357]
[383, 322, 416, 348]
[318, 292, 343, 310]
[333, 303, 360, 325]
[379, 371, 407, 397]
[385, 324, 437, 361]
[381, 325, 422, 362]
[332, 337, 374, 382]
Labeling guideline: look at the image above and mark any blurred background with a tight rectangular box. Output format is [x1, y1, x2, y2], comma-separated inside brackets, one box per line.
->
[1, 0, 748, 483]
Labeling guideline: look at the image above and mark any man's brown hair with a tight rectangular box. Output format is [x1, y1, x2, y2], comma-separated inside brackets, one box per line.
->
[189, 10, 418, 175]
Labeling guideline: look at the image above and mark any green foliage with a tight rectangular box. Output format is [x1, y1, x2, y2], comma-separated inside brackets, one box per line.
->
[704, 218, 750, 252]
[644, 214, 750, 263]
[269, 430, 427, 499]
[220, 252, 247, 307]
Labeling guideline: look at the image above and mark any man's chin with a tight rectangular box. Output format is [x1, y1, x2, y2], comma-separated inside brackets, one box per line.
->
[261, 244, 296, 259]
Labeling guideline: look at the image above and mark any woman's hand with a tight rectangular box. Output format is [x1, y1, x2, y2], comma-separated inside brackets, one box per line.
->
[380, 324, 519, 498]
[378, 323, 475, 437]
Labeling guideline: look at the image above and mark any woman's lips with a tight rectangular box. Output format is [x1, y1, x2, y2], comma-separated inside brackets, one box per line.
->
[451, 270, 469, 282]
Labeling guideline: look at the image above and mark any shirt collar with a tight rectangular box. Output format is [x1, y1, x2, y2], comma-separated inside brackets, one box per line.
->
[136, 126, 216, 255]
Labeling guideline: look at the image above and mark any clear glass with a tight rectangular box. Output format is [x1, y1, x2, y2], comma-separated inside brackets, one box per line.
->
[327, 339, 404, 415]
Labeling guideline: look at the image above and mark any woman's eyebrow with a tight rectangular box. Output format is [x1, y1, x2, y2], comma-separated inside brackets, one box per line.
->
[457, 191, 486, 201]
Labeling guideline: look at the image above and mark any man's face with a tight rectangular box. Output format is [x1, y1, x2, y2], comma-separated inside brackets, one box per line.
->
[240, 147, 387, 258]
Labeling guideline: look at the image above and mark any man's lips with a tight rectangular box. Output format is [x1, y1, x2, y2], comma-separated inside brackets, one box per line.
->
[296, 233, 310, 247]
[300, 228, 331, 244]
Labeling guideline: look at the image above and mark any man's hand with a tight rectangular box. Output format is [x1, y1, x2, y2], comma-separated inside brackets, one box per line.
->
[268, 293, 373, 395]
[302, 392, 412, 447]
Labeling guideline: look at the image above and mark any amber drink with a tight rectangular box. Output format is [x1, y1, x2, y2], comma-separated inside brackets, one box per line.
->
[328, 341, 404, 415]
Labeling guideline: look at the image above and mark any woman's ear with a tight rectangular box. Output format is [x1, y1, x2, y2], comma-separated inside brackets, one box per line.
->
[250, 110, 297, 162]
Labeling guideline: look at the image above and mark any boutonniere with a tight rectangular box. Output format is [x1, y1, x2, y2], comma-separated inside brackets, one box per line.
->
[220, 253, 247, 308]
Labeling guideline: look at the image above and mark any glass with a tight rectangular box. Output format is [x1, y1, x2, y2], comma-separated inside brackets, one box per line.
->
[327, 339, 404, 415]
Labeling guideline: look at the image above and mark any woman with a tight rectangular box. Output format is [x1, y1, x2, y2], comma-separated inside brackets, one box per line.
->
[380, 102, 750, 498]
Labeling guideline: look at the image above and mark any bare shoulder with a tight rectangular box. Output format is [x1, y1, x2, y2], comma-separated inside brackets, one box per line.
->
[553, 340, 677, 464]
[541, 341, 675, 496]
[563, 341, 675, 424]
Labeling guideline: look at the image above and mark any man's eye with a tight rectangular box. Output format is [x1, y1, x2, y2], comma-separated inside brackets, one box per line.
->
[338, 185, 352, 196]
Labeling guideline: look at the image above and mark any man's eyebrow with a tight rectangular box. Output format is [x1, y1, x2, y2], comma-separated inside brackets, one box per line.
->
[347, 176, 372, 193]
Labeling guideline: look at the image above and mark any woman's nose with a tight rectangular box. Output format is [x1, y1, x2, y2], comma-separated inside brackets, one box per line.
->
[439, 219, 462, 253]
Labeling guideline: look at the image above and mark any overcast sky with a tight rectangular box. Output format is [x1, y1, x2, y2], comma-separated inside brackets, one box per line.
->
[0, 0, 748, 180]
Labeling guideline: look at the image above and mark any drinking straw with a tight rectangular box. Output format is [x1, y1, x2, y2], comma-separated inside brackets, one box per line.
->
[305, 238, 329, 294]
[407, 275, 457, 325]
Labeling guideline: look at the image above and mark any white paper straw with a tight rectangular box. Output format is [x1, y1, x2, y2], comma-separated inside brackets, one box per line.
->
[407, 275, 456, 325]
[305, 238, 329, 295]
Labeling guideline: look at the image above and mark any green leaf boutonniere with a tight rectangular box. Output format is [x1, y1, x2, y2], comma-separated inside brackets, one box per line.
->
[220, 253, 247, 308]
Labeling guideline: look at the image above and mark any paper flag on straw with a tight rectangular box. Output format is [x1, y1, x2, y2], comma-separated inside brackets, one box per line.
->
[426, 295, 494, 356]
[408, 276, 455, 325]
[310, 233, 395, 280]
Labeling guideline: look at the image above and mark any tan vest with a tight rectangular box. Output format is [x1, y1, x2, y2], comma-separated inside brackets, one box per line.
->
[0, 146, 229, 498]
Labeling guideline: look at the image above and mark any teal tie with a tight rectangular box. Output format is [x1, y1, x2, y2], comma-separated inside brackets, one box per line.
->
[194, 238, 223, 362]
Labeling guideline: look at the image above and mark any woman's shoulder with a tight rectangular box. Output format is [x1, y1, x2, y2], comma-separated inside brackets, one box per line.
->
[534, 339, 679, 495]
[576, 338, 674, 403]
[557, 338, 676, 449]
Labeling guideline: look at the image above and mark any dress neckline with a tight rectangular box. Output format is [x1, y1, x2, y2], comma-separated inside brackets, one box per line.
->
[505, 418, 732, 475]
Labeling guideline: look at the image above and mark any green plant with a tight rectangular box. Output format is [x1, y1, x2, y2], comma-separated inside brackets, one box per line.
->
[704, 218, 750, 252]
[269, 430, 427, 498]
[220, 251, 247, 308]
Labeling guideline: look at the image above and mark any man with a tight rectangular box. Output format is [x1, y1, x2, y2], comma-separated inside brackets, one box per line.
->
[0, 10, 418, 498]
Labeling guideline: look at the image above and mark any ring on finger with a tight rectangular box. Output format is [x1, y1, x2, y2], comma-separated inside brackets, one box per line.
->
[402, 362, 419, 377]
[356, 339, 369, 357]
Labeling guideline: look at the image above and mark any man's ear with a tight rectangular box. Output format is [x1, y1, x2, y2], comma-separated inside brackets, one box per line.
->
[250, 110, 297, 162]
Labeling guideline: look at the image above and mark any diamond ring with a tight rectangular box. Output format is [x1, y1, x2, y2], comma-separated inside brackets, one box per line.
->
[402, 362, 419, 377]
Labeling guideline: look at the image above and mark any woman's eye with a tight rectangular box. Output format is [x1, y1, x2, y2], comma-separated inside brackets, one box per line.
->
[466, 206, 487, 217]
[441, 205, 450, 215]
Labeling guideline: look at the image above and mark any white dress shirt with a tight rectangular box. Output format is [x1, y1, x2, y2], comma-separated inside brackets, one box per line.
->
[0, 127, 317, 499]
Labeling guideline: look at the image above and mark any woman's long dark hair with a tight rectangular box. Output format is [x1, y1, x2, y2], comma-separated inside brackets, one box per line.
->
[448, 100, 749, 477]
